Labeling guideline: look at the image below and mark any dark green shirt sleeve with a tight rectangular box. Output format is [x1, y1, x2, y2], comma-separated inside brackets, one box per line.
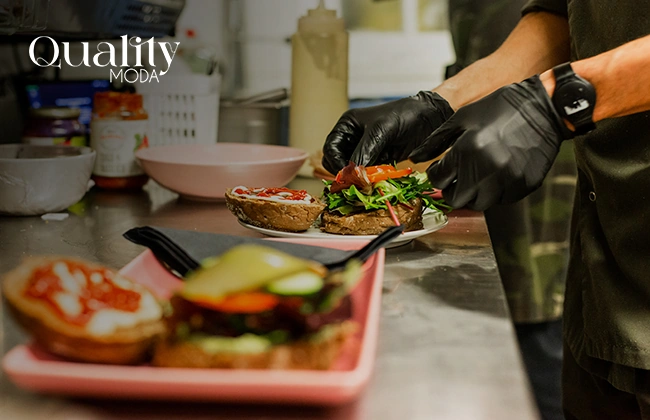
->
[522, 0, 567, 17]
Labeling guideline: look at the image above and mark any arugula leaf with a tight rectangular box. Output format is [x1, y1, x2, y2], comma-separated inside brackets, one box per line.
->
[336, 204, 356, 215]
[322, 171, 452, 215]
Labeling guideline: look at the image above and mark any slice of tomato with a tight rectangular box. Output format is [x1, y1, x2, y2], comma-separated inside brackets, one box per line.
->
[365, 165, 396, 176]
[367, 167, 413, 183]
[333, 164, 412, 186]
[192, 292, 280, 314]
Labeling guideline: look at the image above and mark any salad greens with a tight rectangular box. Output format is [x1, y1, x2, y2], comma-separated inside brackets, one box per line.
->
[323, 171, 452, 215]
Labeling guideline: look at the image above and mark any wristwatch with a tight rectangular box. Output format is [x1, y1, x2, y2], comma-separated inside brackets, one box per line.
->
[551, 62, 597, 135]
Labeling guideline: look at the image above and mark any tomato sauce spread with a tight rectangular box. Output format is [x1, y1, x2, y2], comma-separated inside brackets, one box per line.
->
[25, 261, 141, 326]
[232, 186, 312, 203]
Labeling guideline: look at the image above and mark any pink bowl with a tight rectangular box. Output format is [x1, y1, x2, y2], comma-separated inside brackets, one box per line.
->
[135, 143, 308, 200]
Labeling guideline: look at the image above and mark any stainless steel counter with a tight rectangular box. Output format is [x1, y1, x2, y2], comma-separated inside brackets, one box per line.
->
[0, 181, 540, 420]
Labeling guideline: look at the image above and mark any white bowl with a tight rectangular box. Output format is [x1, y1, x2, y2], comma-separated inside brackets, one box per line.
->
[135, 143, 309, 201]
[0, 145, 96, 216]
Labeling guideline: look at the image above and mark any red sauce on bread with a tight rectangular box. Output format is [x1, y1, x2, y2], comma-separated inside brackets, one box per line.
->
[233, 187, 310, 201]
[25, 261, 141, 326]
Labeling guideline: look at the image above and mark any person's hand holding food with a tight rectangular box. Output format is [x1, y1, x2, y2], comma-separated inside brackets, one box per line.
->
[321, 91, 454, 174]
[409, 75, 573, 211]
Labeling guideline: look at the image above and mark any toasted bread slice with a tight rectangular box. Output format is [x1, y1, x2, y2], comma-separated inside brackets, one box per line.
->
[321, 198, 424, 235]
[225, 188, 325, 232]
[2, 256, 164, 365]
[152, 321, 357, 370]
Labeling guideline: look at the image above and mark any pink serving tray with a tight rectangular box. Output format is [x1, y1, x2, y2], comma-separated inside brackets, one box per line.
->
[2, 238, 385, 405]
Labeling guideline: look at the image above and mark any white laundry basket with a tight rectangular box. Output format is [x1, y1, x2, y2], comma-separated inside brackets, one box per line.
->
[136, 74, 220, 146]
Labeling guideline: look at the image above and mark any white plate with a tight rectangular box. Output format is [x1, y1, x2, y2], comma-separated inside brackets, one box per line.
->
[238, 210, 449, 248]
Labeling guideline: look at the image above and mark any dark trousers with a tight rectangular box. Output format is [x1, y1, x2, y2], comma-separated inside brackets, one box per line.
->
[516, 319, 564, 420]
[562, 343, 650, 419]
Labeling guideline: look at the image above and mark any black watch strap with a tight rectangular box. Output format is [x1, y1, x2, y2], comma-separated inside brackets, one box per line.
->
[552, 63, 597, 136]
[553, 62, 577, 84]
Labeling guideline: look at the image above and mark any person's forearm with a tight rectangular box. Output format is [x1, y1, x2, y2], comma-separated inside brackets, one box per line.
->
[540, 34, 650, 123]
[435, 12, 570, 110]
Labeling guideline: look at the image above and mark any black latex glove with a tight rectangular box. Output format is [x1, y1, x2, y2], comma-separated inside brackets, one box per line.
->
[409, 75, 573, 211]
[321, 91, 454, 174]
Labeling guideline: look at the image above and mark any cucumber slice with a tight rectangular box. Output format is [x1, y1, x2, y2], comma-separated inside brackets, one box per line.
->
[267, 271, 324, 296]
[200, 256, 220, 268]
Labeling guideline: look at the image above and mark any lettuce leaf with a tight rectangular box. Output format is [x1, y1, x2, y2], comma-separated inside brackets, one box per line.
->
[323, 171, 452, 215]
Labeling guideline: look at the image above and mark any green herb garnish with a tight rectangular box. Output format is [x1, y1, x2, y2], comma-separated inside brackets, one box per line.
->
[322, 171, 452, 215]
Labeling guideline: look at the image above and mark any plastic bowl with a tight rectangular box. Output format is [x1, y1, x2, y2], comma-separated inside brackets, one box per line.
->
[135, 143, 309, 201]
[0, 145, 96, 216]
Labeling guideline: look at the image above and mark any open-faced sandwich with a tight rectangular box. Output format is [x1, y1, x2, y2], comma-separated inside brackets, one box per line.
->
[225, 164, 450, 236]
[152, 244, 361, 370]
[225, 186, 325, 232]
[321, 163, 450, 235]
[2, 256, 164, 364]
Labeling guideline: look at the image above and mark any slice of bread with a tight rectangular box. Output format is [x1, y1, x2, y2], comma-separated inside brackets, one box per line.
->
[151, 321, 357, 370]
[321, 198, 424, 235]
[2, 256, 164, 365]
[225, 188, 325, 232]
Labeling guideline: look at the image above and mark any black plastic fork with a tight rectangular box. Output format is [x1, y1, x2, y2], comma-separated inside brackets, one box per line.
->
[323, 225, 404, 271]
[123, 225, 404, 278]
[123, 226, 200, 277]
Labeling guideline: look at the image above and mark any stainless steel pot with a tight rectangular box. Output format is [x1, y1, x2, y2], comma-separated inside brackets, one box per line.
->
[218, 88, 289, 146]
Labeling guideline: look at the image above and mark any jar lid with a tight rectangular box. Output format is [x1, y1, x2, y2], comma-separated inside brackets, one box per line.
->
[93, 91, 144, 115]
[30, 107, 81, 119]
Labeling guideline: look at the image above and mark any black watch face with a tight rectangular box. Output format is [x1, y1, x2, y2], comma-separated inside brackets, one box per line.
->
[553, 80, 596, 121]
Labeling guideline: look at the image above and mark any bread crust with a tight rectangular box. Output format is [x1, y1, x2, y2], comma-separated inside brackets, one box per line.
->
[225, 188, 325, 232]
[2, 256, 164, 365]
[151, 321, 357, 370]
[321, 198, 424, 235]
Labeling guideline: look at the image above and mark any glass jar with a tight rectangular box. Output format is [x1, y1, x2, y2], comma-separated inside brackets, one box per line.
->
[90, 92, 150, 190]
[22, 107, 86, 146]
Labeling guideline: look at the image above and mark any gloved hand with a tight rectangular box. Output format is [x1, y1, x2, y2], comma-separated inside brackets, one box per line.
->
[409, 75, 573, 211]
[321, 91, 454, 174]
